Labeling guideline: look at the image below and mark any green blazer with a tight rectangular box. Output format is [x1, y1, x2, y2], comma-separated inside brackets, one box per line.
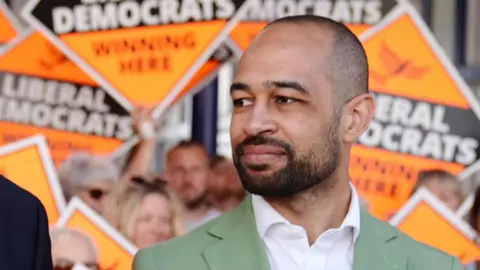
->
[133, 197, 465, 270]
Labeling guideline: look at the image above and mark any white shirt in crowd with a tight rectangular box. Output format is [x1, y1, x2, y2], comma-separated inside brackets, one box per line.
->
[252, 183, 361, 270]
[186, 209, 223, 231]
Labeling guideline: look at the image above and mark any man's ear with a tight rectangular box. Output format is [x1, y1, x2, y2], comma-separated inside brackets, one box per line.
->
[341, 93, 375, 143]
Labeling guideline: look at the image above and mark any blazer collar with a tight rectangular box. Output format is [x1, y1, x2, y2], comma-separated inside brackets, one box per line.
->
[353, 210, 407, 270]
[202, 195, 407, 270]
[202, 197, 270, 270]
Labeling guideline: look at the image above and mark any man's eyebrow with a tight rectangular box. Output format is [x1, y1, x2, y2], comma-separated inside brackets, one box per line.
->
[264, 80, 309, 94]
[230, 82, 251, 94]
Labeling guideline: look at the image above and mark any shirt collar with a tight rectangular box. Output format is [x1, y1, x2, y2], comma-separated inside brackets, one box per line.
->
[252, 182, 361, 241]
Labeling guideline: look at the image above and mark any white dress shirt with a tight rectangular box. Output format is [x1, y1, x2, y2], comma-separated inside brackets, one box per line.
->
[251, 183, 361, 270]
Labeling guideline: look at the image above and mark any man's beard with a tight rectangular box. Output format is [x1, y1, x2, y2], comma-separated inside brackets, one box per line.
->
[232, 122, 340, 198]
[184, 192, 207, 210]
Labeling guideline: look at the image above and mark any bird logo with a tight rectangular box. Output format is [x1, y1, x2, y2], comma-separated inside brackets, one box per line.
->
[370, 41, 429, 85]
[38, 42, 70, 70]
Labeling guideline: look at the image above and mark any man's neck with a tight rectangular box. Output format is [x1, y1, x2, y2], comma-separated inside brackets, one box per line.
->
[263, 173, 352, 245]
[184, 203, 209, 222]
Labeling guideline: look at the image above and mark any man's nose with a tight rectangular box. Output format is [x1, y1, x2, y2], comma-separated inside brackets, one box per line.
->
[243, 104, 277, 136]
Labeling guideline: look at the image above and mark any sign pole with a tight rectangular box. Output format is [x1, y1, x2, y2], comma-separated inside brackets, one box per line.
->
[420, 0, 432, 27]
[192, 78, 219, 156]
[455, 0, 468, 66]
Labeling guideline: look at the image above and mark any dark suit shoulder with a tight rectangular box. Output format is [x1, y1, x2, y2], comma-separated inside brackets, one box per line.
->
[0, 175, 53, 270]
[368, 215, 462, 270]
[0, 175, 41, 207]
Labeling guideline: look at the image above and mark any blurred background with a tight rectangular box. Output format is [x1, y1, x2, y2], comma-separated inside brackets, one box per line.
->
[1, 0, 480, 269]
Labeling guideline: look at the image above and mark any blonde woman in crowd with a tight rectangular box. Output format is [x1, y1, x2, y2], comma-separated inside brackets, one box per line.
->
[57, 152, 120, 215]
[411, 169, 464, 212]
[104, 176, 183, 249]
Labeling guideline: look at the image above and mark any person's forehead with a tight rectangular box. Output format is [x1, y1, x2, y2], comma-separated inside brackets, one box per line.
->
[141, 193, 169, 209]
[168, 146, 209, 165]
[83, 179, 112, 188]
[170, 146, 204, 156]
[425, 177, 458, 189]
[235, 23, 333, 90]
[54, 237, 93, 255]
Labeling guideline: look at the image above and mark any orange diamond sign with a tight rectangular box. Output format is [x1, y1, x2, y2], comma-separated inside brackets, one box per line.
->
[351, 3, 480, 221]
[56, 197, 137, 270]
[0, 135, 65, 225]
[23, 0, 251, 117]
[0, 30, 133, 166]
[390, 187, 480, 265]
[228, 0, 400, 57]
[0, 0, 21, 44]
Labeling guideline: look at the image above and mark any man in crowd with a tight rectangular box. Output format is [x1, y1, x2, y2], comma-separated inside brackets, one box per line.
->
[134, 15, 464, 270]
[166, 140, 222, 230]
[208, 155, 246, 212]
[411, 169, 464, 212]
[50, 227, 99, 270]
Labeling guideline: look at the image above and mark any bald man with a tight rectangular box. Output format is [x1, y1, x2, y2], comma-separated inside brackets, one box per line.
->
[50, 228, 99, 270]
[133, 15, 464, 270]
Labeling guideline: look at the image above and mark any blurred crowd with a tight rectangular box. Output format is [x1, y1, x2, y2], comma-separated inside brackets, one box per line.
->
[49, 107, 480, 270]
[51, 107, 247, 269]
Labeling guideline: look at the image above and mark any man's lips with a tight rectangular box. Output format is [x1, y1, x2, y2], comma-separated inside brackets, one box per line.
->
[242, 145, 286, 155]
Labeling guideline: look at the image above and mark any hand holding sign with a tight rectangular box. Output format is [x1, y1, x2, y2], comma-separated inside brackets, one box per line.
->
[176, 43, 234, 104]
[390, 187, 480, 265]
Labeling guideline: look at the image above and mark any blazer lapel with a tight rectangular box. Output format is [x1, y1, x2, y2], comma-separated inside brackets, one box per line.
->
[202, 196, 270, 270]
[354, 210, 407, 270]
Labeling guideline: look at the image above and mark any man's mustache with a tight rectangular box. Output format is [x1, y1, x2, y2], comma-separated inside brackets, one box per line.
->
[235, 136, 293, 156]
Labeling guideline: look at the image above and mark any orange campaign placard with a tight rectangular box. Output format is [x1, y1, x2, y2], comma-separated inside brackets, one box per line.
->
[351, 3, 480, 221]
[0, 134, 66, 225]
[56, 197, 138, 270]
[390, 187, 480, 265]
[0, 0, 21, 44]
[22, 0, 252, 118]
[0, 29, 134, 166]
[228, 0, 401, 57]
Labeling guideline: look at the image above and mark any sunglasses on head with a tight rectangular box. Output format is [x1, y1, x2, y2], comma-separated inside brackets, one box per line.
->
[130, 176, 167, 190]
